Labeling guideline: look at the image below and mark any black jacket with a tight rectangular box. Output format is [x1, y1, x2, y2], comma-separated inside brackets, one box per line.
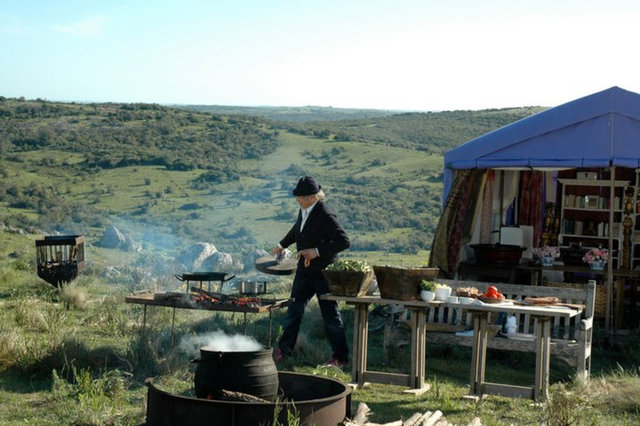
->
[279, 201, 350, 275]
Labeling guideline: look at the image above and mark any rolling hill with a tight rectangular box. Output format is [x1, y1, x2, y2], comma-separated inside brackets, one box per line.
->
[0, 96, 545, 263]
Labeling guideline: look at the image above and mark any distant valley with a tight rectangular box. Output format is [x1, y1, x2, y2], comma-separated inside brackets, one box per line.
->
[0, 97, 545, 264]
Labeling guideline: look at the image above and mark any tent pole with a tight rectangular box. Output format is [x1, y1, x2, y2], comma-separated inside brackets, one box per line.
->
[606, 166, 615, 331]
[499, 170, 505, 231]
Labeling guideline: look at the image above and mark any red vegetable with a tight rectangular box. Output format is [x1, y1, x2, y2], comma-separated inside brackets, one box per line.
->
[483, 285, 504, 299]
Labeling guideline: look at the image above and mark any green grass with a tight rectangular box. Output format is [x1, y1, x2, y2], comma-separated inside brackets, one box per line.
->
[1, 230, 640, 425]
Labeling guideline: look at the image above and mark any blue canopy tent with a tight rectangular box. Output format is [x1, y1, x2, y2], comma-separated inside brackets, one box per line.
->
[443, 86, 640, 202]
[433, 87, 640, 329]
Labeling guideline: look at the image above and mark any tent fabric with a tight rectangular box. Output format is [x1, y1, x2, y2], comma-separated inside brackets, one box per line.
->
[517, 170, 544, 245]
[443, 86, 640, 201]
[429, 169, 486, 276]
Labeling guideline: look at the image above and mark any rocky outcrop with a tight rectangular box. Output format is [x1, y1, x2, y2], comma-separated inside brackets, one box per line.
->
[176, 242, 218, 270]
[201, 251, 244, 273]
[97, 226, 136, 251]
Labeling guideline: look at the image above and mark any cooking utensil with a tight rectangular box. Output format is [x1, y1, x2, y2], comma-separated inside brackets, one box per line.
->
[255, 256, 297, 275]
[239, 280, 267, 295]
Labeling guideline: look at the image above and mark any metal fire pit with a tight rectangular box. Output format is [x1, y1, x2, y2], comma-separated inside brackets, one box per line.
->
[145, 371, 352, 426]
[35, 235, 85, 287]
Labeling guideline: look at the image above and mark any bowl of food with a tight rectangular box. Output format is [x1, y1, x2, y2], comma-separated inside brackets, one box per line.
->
[455, 286, 481, 298]
[478, 285, 505, 303]
[434, 284, 452, 301]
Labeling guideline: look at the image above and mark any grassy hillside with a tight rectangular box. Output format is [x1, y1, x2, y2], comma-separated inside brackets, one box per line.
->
[283, 107, 547, 153]
[0, 97, 544, 265]
[175, 104, 399, 122]
[2, 99, 640, 425]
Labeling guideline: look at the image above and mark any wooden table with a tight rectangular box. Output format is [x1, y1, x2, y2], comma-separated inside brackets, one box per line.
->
[520, 263, 640, 328]
[464, 302, 582, 401]
[125, 292, 290, 346]
[321, 294, 430, 394]
[321, 294, 582, 400]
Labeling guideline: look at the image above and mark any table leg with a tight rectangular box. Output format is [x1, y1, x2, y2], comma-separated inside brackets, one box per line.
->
[268, 311, 273, 347]
[469, 312, 488, 397]
[409, 307, 426, 390]
[142, 305, 148, 335]
[351, 304, 369, 387]
[534, 317, 552, 401]
[171, 307, 176, 347]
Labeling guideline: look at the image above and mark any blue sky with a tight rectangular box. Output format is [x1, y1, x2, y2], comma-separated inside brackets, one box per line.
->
[2, 0, 640, 110]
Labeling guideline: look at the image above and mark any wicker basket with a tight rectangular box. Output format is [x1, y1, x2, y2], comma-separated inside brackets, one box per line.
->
[373, 265, 439, 301]
[545, 281, 607, 316]
[322, 269, 374, 297]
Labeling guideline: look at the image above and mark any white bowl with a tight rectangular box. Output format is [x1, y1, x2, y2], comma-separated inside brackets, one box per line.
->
[459, 297, 473, 304]
[446, 295, 459, 304]
[420, 290, 435, 302]
[434, 287, 452, 301]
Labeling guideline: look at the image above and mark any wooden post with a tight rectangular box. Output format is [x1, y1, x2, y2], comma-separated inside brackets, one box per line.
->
[605, 167, 615, 330]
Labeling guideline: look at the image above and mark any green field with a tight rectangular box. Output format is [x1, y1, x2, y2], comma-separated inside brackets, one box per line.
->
[1, 230, 639, 425]
[1, 129, 440, 264]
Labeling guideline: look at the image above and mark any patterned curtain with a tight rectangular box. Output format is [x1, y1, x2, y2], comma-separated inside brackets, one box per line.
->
[429, 169, 486, 277]
[479, 170, 495, 243]
[518, 170, 544, 245]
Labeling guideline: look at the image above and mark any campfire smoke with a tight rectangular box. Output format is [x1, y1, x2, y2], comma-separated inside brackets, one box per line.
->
[179, 330, 263, 358]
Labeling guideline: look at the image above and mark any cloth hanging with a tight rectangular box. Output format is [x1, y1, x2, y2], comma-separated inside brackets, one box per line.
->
[518, 170, 544, 245]
[479, 170, 494, 243]
[429, 169, 486, 277]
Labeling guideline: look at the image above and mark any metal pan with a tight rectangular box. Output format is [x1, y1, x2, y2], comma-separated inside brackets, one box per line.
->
[255, 256, 297, 276]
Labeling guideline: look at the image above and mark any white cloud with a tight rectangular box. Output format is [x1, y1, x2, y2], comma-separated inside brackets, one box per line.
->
[54, 15, 108, 37]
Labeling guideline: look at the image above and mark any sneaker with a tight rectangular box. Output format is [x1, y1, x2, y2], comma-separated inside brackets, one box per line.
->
[275, 348, 285, 362]
[322, 358, 347, 368]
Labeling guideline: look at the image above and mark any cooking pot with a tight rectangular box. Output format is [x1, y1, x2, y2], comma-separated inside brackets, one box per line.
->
[471, 243, 525, 265]
[193, 346, 279, 401]
[239, 280, 267, 295]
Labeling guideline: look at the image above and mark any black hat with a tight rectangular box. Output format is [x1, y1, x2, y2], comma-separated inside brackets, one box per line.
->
[292, 176, 321, 196]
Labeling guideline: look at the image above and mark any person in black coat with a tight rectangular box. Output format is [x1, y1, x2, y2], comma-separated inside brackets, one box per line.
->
[273, 176, 350, 366]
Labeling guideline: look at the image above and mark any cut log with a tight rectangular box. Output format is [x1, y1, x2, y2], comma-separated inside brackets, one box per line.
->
[421, 410, 442, 426]
[403, 412, 426, 425]
[217, 389, 269, 403]
[341, 402, 372, 425]
[353, 403, 371, 424]
[466, 417, 483, 426]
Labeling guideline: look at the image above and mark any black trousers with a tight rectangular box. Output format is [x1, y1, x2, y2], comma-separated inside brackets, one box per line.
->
[278, 271, 349, 362]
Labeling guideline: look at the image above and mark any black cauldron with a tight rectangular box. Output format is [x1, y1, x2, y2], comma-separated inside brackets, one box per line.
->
[193, 346, 279, 401]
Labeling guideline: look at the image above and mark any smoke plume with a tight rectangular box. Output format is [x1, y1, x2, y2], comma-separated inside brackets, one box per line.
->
[179, 330, 263, 358]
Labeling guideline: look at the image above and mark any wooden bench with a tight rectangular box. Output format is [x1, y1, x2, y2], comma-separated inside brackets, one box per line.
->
[422, 279, 595, 379]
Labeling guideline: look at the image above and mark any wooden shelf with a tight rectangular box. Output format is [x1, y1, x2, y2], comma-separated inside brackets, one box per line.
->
[558, 178, 631, 187]
[563, 207, 623, 213]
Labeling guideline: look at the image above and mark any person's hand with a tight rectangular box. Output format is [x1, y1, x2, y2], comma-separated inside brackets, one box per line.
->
[298, 248, 318, 267]
[272, 246, 283, 257]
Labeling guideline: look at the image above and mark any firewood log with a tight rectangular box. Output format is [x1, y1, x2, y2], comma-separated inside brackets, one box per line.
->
[421, 410, 443, 426]
[403, 412, 426, 425]
[217, 389, 269, 403]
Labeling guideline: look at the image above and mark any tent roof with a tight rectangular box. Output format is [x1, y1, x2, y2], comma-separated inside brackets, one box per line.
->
[445, 86, 640, 171]
[442, 86, 640, 200]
